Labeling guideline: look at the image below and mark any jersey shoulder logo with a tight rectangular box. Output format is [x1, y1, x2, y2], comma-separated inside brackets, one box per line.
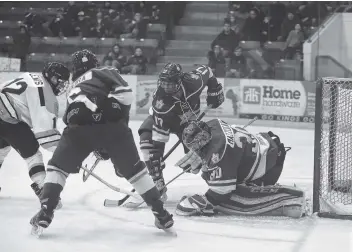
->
[155, 99, 164, 109]
[92, 112, 102, 122]
[211, 153, 220, 164]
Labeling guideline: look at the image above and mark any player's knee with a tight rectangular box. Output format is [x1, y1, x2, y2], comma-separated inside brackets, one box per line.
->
[25, 150, 45, 184]
[44, 164, 69, 189]
[0, 145, 11, 165]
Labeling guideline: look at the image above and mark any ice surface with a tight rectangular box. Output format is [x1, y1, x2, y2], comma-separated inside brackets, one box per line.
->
[0, 121, 351, 252]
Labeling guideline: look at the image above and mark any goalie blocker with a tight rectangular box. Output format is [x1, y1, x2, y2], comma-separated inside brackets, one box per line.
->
[175, 119, 305, 218]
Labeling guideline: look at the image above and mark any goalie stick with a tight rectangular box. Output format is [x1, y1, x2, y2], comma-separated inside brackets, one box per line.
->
[104, 116, 258, 208]
[105, 105, 213, 207]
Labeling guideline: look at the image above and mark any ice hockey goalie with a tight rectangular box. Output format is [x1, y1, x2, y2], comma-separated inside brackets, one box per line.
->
[175, 119, 306, 218]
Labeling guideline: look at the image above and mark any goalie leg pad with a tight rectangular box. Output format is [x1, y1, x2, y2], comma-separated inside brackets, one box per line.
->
[216, 184, 305, 218]
[176, 194, 215, 216]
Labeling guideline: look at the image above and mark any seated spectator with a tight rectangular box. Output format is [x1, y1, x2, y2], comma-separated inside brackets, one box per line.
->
[211, 20, 240, 57]
[279, 10, 300, 41]
[298, 2, 328, 29]
[121, 47, 148, 75]
[242, 9, 263, 41]
[12, 24, 31, 71]
[268, 1, 286, 26]
[283, 24, 305, 59]
[207, 45, 226, 77]
[90, 11, 108, 38]
[103, 55, 113, 66]
[226, 47, 248, 78]
[103, 44, 127, 71]
[74, 11, 91, 37]
[49, 13, 65, 37]
[122, 13, 147, 39]
[226, 15, 237, 31]
[111, 14, 126, 38]
[83, 2, 97, 19]
[150, 5, 161, 24]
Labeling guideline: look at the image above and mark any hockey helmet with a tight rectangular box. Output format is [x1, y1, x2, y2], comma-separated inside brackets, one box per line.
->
[42, 62, 70, 96]
[158, 62, 182, 94]
[182, 120, 212, 152]
[71, 49, 98, 81]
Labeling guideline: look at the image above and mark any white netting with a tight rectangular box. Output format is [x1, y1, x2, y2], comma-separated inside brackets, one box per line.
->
[318, 77, 352, 216]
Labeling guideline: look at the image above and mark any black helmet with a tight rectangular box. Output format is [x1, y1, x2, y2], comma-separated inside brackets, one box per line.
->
[42, 62, 70, 96]
[158, 62, 182, 94]
[182, 120, 212, 152]
[71, 49, 98, 81]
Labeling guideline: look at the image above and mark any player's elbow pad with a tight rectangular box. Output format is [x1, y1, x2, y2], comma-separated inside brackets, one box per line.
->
[35, 129, 61, 152]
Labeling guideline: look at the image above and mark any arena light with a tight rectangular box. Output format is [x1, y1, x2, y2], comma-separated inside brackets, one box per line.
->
[0, 20, 2, 24]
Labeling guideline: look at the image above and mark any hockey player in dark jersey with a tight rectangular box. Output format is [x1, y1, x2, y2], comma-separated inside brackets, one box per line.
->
[30, 50, 173, 235]
[138, 63, 224, 197]
[175, 119, 305, 218]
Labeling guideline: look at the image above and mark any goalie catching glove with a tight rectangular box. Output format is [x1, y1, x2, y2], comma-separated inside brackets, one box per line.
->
[176, 194, 215, 216]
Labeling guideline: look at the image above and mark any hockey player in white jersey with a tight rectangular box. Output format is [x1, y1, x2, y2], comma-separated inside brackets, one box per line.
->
[175, 119, 305, 218]
[0, 62, 70, 198]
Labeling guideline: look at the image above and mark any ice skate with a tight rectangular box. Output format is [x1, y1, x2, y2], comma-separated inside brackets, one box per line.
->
[30, 183, 63, 210]
[30, 205, 54, 237]
[153, 208, 174, 230]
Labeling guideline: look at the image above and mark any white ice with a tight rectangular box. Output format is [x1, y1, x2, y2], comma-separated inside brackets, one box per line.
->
[0, 120, 351, 252]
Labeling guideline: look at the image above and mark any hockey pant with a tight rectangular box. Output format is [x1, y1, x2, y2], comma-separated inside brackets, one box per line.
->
[0, 120, 45, 185]
[41, 120, 163, 211]
[215, 184, 305, 218]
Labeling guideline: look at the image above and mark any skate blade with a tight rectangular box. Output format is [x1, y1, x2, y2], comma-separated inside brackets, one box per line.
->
[31, 225, 44, 238]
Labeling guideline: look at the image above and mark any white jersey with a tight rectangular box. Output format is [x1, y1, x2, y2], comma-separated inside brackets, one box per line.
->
[0, 72, 64, 150]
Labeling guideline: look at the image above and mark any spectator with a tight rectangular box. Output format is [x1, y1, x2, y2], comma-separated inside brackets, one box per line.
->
[207, 45, 226, 77]
[211, 20, 240, 57]
[261, 15, 279, 42]
[226, 47, 247, 78]
[111, 14, 126, 38]
[24, 12, 47, 36]
[64, 1, 80, 22]
[102, 55, 113, 66]
[150, 5, 161, 24]
[227, 15, 237, 31]
[242, 9, 263, 41]
[49, 13, 65, 37]
[74, 11, 91, 37]
[279, 10, 300, 41]
[122, 12, 147, 39]
[283, 23, 305, 59]
[268, 1, 286, 25]
[121, 47, 148, 75]
[103, 44, 127, 71]
[12, 25, 31, 71]
[82, 1, 97, 19]
[90, 11, 108, 37]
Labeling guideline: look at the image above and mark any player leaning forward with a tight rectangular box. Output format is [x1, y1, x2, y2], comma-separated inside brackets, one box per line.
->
[176, 119, 306, 218]
[139, 63, 224, 196]
[30, 50, 174, 233]
[0, 63, 70, 197]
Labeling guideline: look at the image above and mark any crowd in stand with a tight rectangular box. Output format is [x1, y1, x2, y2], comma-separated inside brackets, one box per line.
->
[24, 1, 163, 39]
[208, 1, 351, 79]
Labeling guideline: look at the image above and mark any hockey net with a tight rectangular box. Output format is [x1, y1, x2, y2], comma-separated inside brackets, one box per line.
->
[313, 77, 352, 219]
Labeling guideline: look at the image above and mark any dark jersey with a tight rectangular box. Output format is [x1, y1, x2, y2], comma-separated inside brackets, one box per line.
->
[64, 67, 133, 125]
[201, 119, 272, 204]
[151, 65, 220, 143]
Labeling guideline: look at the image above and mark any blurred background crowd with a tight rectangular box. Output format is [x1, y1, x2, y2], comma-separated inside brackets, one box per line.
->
[0, 1, 351, 80]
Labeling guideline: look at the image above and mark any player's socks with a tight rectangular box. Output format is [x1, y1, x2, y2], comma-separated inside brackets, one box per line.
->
[31, 182, 63, 210]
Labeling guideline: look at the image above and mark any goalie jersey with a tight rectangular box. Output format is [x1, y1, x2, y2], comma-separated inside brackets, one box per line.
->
[0, 72, 64, 150]
[201, 119, 273, 204]
[151, 65, 219, 143]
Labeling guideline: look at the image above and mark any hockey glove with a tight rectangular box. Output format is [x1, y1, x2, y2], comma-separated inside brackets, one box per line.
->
[94, 149, 110, 161]
[206, 84, 224, 109]
[176, 194, 215, 216]
[175, 150, 203, 174]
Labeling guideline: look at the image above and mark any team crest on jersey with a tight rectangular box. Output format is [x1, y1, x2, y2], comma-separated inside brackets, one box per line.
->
[92, 113, 102, 121]
[190, 73, 199, 80]
[155, 99, 164, 109]
[29, 73, 44, 86]
[211, 153, 220, 164]
[219, 120, 235, 148]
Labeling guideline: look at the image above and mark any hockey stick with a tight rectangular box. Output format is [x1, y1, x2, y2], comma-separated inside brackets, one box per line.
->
[105, 116, 259, 208]
[106, 105, 213, 207]
[80, 165, 142, 199]
[82, 157, 100, 182]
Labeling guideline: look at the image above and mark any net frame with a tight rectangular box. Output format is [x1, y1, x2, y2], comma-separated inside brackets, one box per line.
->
[313, 77, 352, 220]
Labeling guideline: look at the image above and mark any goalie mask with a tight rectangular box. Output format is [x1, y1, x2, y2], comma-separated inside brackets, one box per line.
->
[71, 49, 99, 81]
[158, 62, 182, 94]
[42, 62, 70, 96]
[182, 120, 212, 153]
